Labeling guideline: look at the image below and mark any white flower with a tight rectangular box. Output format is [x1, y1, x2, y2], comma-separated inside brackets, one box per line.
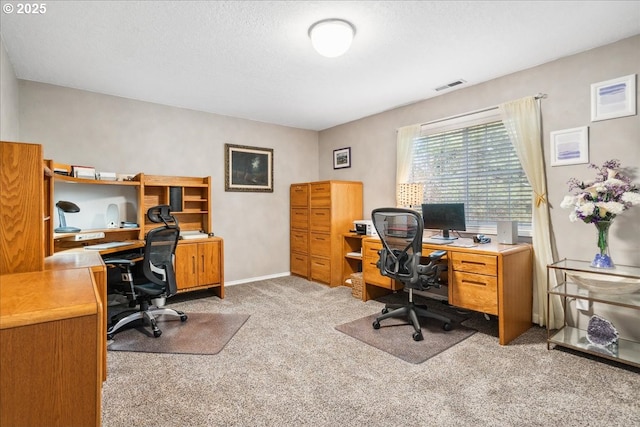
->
[560, 195, 575, 209]
[622, 191, 640, 205]
[569, 211, 579, 222]
[577, 202, 596, 217]
[596, 201, 625, 217]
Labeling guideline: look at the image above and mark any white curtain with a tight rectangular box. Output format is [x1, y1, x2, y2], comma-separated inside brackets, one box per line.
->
[396, 124, 421, 205]
[499, 96, 563, 328]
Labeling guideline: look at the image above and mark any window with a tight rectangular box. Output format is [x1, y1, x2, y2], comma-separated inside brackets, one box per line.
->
[406, 112, 532, 235]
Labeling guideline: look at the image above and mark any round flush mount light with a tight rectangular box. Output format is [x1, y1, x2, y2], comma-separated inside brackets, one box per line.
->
[308, 19, 356, 58]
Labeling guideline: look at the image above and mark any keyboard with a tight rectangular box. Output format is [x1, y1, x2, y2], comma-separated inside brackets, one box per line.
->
[84, 241, 132, 250]
[422, 238, 454, 245]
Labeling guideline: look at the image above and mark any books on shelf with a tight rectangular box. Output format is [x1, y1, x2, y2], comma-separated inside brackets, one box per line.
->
[72, 165, 96, 179]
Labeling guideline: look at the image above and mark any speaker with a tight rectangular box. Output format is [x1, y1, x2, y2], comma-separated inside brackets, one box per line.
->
[106, 204, 119, 229]
[497, 221, 518, 244]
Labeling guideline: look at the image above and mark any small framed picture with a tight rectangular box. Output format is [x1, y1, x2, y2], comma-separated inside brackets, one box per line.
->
[550, 126, 589, 167]
[591, 74, 636, 122]
[333, 147, 351, 169]
[224, 144, 273, 192]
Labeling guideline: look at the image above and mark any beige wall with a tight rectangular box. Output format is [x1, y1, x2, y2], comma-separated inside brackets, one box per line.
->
[0, 37, 19, 141]
[17, 82, 319, 283]
[319, 35, 640, 268]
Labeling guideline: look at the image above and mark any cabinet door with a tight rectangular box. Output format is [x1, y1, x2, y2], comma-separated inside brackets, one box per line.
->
[175, 243, 198, 290]
[198, 240, 221, 285]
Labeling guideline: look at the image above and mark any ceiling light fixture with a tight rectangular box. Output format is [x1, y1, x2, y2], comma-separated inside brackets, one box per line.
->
[308, 19, 355, 58]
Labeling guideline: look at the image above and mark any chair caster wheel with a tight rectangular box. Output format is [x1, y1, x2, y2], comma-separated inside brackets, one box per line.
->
[153, 330, 162, 338]
[372, 320, 380, 329]
[381, 308, 389, 314]
[180, 314, 188, 322]
[442, 322, 452, 331]
[413, 331, 423, 341]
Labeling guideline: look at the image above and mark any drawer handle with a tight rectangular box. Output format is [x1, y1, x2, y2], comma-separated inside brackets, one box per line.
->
[461, 279, 487, 286]
[461, 260, 487, 267]
[314, 237, 326, 241]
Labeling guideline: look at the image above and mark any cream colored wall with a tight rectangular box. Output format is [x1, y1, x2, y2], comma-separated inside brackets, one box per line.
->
[17, 82, 319, 282]
[0, 37, 19, 141]
[319, 35, 640, 268]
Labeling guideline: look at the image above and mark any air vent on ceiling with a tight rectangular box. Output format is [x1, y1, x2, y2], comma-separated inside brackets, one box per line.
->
[435, 79, 467, 92]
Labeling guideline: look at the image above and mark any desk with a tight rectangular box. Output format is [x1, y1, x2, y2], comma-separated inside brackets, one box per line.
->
[361, 237, 533, 345]
[0, 268, 102, 427]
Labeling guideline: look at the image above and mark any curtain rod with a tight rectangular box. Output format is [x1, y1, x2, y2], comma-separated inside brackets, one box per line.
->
[419, 93, 547, 128]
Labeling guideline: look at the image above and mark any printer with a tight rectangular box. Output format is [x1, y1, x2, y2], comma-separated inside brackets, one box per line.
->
[353, 220, 377, 236]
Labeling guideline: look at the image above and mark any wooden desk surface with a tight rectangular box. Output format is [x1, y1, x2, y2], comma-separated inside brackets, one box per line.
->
[0, 268, 99, 329]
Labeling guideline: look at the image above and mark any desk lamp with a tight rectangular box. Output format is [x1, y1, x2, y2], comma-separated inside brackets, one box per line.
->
[397, 183, 425, 209]
[55, 200, 81, 233]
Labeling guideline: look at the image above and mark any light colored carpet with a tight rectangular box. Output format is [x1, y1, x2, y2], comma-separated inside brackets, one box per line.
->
[102, 276, 640, 427]
[107, 312, 250, 355]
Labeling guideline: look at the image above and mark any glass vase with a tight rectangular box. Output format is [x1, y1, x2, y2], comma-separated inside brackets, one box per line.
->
[591, 220, 614, 269]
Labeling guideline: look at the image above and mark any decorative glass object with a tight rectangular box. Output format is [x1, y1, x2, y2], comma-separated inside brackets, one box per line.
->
[591, 220, 614, 269]
[586, 315, 619, 347]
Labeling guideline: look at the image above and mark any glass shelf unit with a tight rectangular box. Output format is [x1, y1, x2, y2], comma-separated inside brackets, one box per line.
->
[547, 259, 640, 368]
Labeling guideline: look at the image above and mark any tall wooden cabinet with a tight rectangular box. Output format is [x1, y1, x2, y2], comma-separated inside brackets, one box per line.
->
[290, 180, 363, 287]
[0, 141, 45, 274]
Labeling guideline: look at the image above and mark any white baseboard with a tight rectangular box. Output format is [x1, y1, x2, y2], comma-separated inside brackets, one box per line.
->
[225, 272, 291, 287]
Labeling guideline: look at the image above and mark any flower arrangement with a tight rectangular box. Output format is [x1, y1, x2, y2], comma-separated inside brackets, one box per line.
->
[560, 159, 640, 224]
[560, 159, 639, 268]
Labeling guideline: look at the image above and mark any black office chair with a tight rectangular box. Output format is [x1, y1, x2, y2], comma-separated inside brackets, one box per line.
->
[371, 207, 452, 341]
[106, 205, 187, 339]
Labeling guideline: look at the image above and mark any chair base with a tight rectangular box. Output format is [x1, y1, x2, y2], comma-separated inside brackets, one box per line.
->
[107, 306, 187, 339]
[372, 291, 452, 341]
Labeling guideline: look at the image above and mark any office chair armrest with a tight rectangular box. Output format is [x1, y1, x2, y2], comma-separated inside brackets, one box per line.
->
[428, 250, 447, 260]
[103, 258, 136, 267]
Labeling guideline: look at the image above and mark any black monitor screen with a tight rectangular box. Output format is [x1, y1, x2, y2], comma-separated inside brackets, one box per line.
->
[422, 203, 466, 240]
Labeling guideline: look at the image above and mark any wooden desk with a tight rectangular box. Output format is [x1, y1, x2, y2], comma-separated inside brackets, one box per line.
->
[0, 268, 102, 427]
[361, 238, 533, 345]
[45, 249, 110, 382]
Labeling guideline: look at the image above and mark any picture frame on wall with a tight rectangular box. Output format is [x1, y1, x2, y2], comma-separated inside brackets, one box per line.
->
[550, 126, 589, 167]
[224, 144, 273, 192]
[591, 74, 636, 122]
[333, 147, 351, 169]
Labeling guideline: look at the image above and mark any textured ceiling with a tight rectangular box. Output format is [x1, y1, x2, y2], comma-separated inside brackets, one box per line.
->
[1, 1, 639, 131]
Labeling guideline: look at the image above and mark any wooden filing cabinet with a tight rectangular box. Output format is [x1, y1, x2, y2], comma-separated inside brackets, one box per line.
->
[290, 183, 309, 278]
[290, 181, 363, 287]
[174, 238, 224, 298]
[309, 181, 363, 287]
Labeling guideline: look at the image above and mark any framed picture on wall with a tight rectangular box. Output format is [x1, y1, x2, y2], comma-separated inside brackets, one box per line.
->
[333, 147, 351, 169]
[224, 144, 273, 192]
[591, 74, 636, 122]
[550, 126, 589, 166]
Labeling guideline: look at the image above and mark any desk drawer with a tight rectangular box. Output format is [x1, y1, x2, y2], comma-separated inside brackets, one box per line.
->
[290, 230, 308, 254]
[309, 208, 331, 232]
[451, 252, 497, 276]
[363, 257, 393, 288]
[291, 208, 308, 230]
[310, 256, 331, 284]
[363, 241, 383, 259]
[450, 270, 498, 315]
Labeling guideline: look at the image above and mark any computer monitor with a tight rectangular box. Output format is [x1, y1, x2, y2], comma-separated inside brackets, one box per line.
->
[422, 203, 466, 240]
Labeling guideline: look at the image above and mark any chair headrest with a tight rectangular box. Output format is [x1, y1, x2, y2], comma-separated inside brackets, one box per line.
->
[147, 205, 177, 227]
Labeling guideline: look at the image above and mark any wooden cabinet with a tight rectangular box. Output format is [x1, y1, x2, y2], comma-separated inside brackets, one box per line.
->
[174, 238, 224, 298]
[0, 141, 45, 274]
[1, 268, 102, 427]
[308, 181, 363, 287]
[342, 233, 364, 286]
[290, 183, 309, 278]
[450, 252, 499, 315]
[138, 174, 212, 236]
